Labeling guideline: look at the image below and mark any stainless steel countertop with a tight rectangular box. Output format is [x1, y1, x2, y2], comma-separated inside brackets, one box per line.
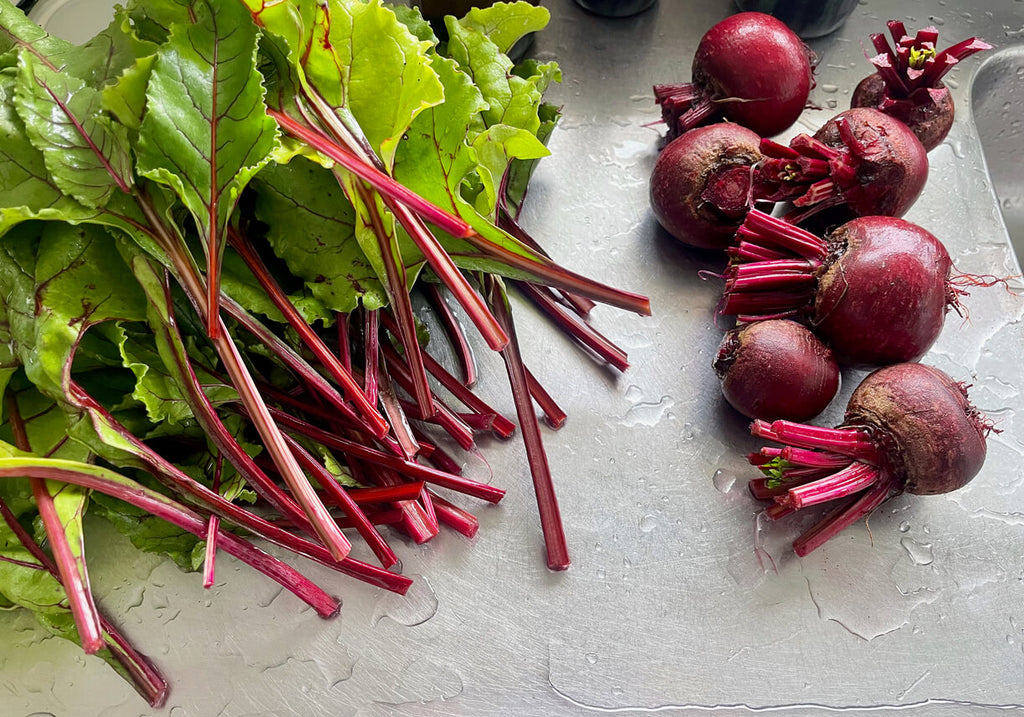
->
[2, 1, 1024, 715]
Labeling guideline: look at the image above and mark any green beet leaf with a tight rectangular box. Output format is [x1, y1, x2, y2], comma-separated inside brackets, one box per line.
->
[0, 74, 106, 234]
[445, 3, 554, 139]
[14, 51, 134, 209]
[253, 157, 388, 313]
[457, 1, 551, 57]
[323, 0, 444, 169]
[392, 54, 551, 276]
[137, 0, 278, 309]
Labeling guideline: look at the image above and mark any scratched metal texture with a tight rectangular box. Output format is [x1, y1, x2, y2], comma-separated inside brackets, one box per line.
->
[2, 1, 1023, 715]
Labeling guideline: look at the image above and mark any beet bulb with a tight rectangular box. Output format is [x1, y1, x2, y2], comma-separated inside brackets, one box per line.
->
[755, 108, 928, 222]
[713, 319, 840, 422]
[851, 21, 992, 151]
[717, 210, 962, 368]
[650, 123, 762, 250]
[746, 362, 991, 555]
[653, 12, 814, 140]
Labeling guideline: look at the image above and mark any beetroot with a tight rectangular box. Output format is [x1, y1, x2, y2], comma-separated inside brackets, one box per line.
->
[747, 362, 991, 555]
[653, 12, 814, 140]
[851, 21, 992, 151]
[649, 123, 763, 250]
[717, 210, 959, 368]
[713, 319, 839, 422]
[756, 108, 928, 222]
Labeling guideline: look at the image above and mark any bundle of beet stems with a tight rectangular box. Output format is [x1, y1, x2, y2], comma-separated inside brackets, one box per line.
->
[0, 0, 649, 705]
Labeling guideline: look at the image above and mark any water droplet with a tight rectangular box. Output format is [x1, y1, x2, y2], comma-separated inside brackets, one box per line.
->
[929, 15, 945, 25]
[620, 395, 676, 428]
[712, 468, 738, 493]
[585, 652, 598, 664]
[611, 686, 624, 696]
[639, 514, 658, 533]
[372, 574, 438, 627]
[821, 84, 839, 94]
[900, 537, 935, 566]
[899, 520, 911, 533]
[826, 99, 838, 109]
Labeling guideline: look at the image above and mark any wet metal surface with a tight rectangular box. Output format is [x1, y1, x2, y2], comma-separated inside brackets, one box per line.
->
[2, 1, 1024, 715]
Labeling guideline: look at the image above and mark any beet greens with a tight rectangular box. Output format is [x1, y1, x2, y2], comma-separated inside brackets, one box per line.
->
[0, 0, 649, 703]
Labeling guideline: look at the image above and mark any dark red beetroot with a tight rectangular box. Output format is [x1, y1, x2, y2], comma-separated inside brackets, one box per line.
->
[755, 108, 928, 222]
[653, 12, 813, 140]
[851, 21, 992, 151]
[717, 210, 960, 368]
[713, 319, 840, 422]
[650, 123, 762, 250]
[747, 362, 990, 555]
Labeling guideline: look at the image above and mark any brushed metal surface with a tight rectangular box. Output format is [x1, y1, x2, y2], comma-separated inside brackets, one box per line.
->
[2, 1, 1023, 715]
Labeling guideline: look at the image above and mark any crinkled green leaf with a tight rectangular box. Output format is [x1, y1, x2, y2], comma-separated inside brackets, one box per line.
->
[2, 223, 147, 403]
[391, 4, 437, 44]
[1, 3, 153, 86]
[252, 157, 386, 313]
[0, 73, 106, 235]
[0, 1, 76, 70]
[0, 521, 67, 616]
[392, 54, 549, 276]
[471, 123, 549, 216]
[101, 53, 155, 131]
[324, 0, 444, 168]
[99, 323, 194, 427]
[457, 1, 550, 57]
[445, 7, 548, 138]
[14, 51, 134, 209]
[1, 382, 89, 462]
[137, 0, 278, 254]
[504, 99, 559, 213]
[125, 0, 195, 45]
[89, 491, 201, 571]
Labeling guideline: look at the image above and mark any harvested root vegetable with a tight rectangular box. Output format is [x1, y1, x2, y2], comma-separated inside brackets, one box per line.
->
[654, 12, 814, 139]
[851, 21, 992, 151]
[747, 362, 991, 556]
[650, 123, 763, 250]
[713, 319, 839, 422]
[756, 107, 928, 222]
[718, 210, 965, 368]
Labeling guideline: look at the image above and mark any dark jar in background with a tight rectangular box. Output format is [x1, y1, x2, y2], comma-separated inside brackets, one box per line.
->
[733, 0, 859, 39]
[573, 0, 657, 17]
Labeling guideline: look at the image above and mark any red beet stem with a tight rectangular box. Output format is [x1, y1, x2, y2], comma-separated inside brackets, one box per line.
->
[486, 275, 569, 571]
[752, 420, 878, 460]
[784, 462, 881, 509]
[792, 474, 897, 556]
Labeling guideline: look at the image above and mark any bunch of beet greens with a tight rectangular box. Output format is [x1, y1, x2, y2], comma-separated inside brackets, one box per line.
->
[0, 0, 649, 704]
